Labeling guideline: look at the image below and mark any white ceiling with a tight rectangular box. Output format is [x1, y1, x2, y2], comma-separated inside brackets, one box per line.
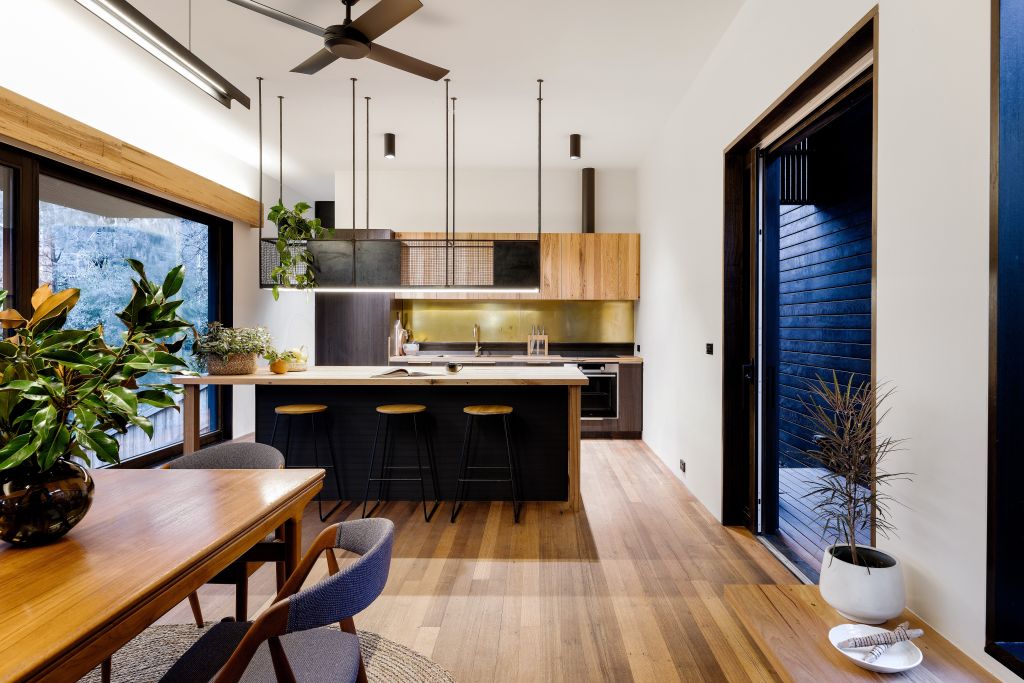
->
[131, 0, 744, 198]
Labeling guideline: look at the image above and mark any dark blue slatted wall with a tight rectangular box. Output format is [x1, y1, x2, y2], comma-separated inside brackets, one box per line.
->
[776, 198, 872, 467]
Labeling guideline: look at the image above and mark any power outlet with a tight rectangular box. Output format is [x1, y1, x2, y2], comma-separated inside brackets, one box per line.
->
[706, 343, 714, 355]
[679, 459, 686, 473]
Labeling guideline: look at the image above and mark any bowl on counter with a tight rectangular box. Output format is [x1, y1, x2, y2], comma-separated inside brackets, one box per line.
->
[402, 342, 420, 356]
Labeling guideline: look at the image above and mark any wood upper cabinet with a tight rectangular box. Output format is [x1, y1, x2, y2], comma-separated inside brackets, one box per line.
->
[393, 232, 639, 301]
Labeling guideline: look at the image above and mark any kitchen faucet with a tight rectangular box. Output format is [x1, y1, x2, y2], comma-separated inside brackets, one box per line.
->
[473, 324, 481, 356]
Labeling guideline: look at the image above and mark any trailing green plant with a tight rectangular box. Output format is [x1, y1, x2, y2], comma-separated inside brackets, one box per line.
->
[194, 323, 273, 363]
[264, 347, 299, 363]
[798, 372, 908, 568]
[267, 200, 334, 300]
[0, 260, 193, 473]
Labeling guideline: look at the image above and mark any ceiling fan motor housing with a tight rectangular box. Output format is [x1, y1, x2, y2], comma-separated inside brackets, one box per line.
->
[325, 25, 371, 59]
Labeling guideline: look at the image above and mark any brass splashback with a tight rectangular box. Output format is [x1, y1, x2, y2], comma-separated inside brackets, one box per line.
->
[399, 301, 635, 344]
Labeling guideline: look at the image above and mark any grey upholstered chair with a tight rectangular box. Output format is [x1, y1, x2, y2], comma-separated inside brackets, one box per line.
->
[160, 517, 395, 683]
[165, 441, 287, 626]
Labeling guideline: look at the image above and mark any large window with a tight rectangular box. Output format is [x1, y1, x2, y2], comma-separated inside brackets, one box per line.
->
[0, 144, 232, 466]
[38, 175, 218, 462]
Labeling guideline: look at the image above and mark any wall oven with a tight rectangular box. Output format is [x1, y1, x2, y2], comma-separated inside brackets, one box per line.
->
[577, 363, 618, 419]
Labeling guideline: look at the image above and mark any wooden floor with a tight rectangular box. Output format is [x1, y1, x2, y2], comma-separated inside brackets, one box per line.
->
[156, 440, 798, 682]
[777, 467, 871, 572]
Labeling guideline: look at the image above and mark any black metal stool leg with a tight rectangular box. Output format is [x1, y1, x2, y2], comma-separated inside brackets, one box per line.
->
[283, 414, 293, 467]
[503, 414, 521, 524]
[323, 413, 344, 516]
[424, 419, 442, 506]
[412, 415, 439, 522]
[451, 415, 474, 523]
[379, 415, 393, 504]
[362, 413, 383, 519]
[270, 413, 280, 450]
[312, 414, 342, 522]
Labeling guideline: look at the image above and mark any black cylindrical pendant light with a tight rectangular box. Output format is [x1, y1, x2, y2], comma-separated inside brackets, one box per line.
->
[569, 133, 581, 160]
[384, 132, 396, 159]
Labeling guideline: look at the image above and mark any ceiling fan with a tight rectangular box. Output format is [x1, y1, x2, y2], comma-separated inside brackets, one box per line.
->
[227, 0, 449, 80]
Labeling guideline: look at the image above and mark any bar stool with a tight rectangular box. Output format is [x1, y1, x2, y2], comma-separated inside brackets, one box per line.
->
[451, 405, 521, 524]
[362, 404, 440, 522]
[270, 403, 343, 521]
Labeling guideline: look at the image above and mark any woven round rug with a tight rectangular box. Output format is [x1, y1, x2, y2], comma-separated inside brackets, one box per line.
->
[79, 623, 455, 683]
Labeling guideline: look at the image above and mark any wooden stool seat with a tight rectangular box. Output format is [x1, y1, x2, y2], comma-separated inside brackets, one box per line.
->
[463, 404, 514, 416]
[274, 403, 328, 415]
[376, 404, 427, 415]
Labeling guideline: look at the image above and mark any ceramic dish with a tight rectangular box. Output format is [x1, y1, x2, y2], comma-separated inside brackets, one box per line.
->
[828, 623, 923, 674]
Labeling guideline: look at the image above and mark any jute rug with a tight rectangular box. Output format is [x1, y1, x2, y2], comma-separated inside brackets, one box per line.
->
[79, 623, 455, 682]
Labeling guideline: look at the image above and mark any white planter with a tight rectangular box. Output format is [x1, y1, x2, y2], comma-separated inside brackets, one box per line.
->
[819, 545, 905, 624]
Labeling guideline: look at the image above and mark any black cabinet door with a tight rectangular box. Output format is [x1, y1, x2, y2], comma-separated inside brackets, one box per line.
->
[314, 293, 394, 365]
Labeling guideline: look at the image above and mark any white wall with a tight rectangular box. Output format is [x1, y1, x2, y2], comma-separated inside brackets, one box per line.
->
[333, 168, 636, 232]
[637, 0, 1001, 678]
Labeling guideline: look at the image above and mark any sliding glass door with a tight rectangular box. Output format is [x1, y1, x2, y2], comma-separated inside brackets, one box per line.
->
[0, 164, 11, 295]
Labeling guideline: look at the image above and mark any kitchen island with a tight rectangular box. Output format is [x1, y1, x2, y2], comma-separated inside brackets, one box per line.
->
[174, 366, 587, 511]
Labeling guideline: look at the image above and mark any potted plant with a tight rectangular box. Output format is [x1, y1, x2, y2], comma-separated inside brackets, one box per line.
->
[267, 200, 334, 300]
[800, 372, 908, 624]
[195, 323, 272, 375]
[0, 261, 192, 546]
[264, 347, 299, 375]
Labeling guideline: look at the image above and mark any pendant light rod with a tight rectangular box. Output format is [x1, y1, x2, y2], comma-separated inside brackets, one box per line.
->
[444, 78, 450, 245]
[351, 77, 357, 231]
[537, 78, 543, 241]
[278, 95, 283, 204]
[451, 96, 456, 238]
[257, 76, 263, 232]
[365, 96, 370, 231]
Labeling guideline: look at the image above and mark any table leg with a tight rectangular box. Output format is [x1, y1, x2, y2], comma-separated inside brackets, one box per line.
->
[567, 385, 581, 512]
[283, 515, 302, 579]
[183, 384, 200, 455]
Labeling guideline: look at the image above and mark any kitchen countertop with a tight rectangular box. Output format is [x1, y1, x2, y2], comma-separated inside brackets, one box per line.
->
[390, 354, 643, 365]
[173, 365, 588, 386]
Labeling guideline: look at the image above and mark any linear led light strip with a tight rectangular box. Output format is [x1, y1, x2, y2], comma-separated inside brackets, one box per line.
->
[275, 288, 542, 295]
[75, 0, 250, 109]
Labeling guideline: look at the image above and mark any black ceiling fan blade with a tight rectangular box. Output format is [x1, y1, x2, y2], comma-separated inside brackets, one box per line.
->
[291, 48, 342, 75]
[351, 0, 423, 41]
[225, 0, 325, 37]
[366, 43, 449, 80]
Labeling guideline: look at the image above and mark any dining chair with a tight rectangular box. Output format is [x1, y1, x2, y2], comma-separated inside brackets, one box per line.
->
[165, 441, 287, 626]
[160, 517, 394, 683]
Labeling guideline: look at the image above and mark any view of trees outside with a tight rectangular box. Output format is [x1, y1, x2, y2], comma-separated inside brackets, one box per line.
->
[38, 176, 214, 462]
[0, 165, 10, 294]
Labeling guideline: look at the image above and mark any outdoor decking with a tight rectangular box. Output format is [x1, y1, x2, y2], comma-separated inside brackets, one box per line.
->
[777, 466, 871, 574]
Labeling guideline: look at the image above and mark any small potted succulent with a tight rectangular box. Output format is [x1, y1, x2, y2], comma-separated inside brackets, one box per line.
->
[195, 323, 272, 375]
[268, 201, 334, 300]
[0, 261, 192, 545]
[800, 372, 909, 624]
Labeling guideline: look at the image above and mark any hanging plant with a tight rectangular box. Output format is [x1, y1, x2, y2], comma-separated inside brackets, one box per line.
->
[267, 201, 334, 300]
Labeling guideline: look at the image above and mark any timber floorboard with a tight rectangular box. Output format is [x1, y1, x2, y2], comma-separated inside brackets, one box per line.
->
[153, 439, 797, 682]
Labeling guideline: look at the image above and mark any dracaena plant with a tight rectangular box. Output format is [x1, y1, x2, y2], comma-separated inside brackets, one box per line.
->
[0, 260, 193, 473]
[267, 200, 334, 300]
[798, 372, 908, 568]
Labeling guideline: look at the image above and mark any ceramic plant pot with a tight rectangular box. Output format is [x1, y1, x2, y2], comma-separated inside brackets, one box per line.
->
[0, 459, 95, 546]
[819, 544, 906, 624]
[206, 352, 257, 375]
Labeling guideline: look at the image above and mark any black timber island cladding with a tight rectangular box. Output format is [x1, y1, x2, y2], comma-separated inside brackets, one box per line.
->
[255, 384, 570, 502]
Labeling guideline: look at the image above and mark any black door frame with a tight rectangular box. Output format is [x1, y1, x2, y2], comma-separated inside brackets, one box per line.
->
[721, 9, 878, 530]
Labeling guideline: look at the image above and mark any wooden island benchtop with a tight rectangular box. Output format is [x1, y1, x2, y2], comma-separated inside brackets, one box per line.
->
[172, 365, 589, 386]
[174, 366, 586, 511]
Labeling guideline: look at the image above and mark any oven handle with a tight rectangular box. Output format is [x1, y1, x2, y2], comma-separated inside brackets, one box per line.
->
[582, 373, 617, 379]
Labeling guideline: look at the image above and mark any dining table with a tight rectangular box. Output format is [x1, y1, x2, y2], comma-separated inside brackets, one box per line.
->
[0, 467, 323, 682]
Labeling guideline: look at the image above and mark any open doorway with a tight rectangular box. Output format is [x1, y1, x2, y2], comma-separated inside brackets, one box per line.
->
[759, 85, 873, 578]
[720, 10, 877, 584]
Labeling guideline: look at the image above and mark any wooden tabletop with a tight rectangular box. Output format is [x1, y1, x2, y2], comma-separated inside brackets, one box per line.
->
[0, 468, 323, 682]
[173, 365, 589, 386]
[726, 584, 998, 682]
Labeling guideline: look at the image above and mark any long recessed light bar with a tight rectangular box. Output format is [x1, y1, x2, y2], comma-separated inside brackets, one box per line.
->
[276, 288, 542, 295]
[75, 0, 250, 109]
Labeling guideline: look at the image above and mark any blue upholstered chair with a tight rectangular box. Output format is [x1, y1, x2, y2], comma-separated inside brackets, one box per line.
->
[160, 517, 395, 683]
[165, 441, 288, 626]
